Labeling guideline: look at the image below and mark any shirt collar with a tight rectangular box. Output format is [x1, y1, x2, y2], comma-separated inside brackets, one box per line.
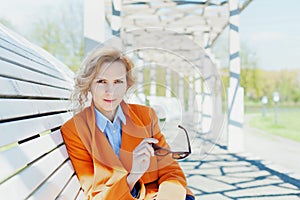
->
[94, 106, 126, 132]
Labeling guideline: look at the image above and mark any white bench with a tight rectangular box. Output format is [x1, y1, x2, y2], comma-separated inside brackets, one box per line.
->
[0, 25, 84, 199]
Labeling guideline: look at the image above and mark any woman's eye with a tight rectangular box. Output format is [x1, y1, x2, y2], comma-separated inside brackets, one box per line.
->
[96, 80, 106, 84]
[115, 80, 124, 84]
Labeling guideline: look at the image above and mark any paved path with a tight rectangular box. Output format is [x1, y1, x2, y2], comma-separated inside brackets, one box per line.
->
[162, 116, 300, 200]
[180, 144, 300, 199]
[244, 114, 300, 178]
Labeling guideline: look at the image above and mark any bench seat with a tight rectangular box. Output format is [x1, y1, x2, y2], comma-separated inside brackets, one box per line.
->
[0, 24, 84, 199]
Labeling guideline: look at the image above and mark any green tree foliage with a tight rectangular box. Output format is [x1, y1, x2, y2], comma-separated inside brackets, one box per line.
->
[0, 2, 83, 72]
[240, 48, 262, 101]
[274, 69, 300, 103]
[241, 68, 300, 103]
[217, 42, 300, 104]
[30, 2, 83, 72]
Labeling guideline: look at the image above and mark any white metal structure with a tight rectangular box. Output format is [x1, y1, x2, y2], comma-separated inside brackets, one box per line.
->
[84, 0, 253, 151]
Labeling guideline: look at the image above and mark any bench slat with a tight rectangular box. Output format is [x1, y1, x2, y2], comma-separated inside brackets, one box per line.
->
[0, 145, 69, 199]
[0, 76, 71, 99]
[0, 36, 58, 69]
[0, 99, 71, 121]
[0, 59, 73, 89]
[57, 175, 83, 200]
[0, 112, 72, 146]
[0, 29, 73, 80]
[0, 47, 65, 80]
[0, 129, 63, 182]
[75, 190, 86, 200]
[27, 161, 76, 200]
[0, 25, 81, 200]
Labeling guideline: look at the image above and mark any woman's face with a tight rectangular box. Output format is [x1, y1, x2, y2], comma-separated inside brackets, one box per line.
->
[90, 61, 128, 120]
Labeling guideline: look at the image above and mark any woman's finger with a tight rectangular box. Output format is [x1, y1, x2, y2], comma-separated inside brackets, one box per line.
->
[134, 138, 158, 152]
[134, 142, 155, 156]
[134, 144, 153, 156]
[137, 138, 158, 148]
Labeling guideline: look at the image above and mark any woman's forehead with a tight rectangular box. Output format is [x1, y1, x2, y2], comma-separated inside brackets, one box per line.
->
[96, 61, 127, 77]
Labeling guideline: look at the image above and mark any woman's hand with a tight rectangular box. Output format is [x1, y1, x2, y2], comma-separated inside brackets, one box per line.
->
[127, 138, 158, 190]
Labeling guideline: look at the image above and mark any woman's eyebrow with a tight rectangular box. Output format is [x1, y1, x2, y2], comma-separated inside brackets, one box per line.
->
[95, 76, 125, 80]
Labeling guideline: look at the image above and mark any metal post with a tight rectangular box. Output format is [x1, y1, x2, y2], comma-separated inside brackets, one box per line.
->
[274, 102, 278, 124]
[111, 0, 122, 36]
[166, 68, 172, 98]
[202, 77, 213, 134]
[261, 96, 268, 117]
[178, 77, 185, 111]
[83, 0, 105, 54]
[227, 0, 244, 152]
[188, 76, 194, 112]
[137, 61, 144, 100]
[137, 68, 144, 93]
[194, 76, 202, 129]
[273, 92, 280, 124]
[202, 32, 213, 135]
[150, 63, 156, 96]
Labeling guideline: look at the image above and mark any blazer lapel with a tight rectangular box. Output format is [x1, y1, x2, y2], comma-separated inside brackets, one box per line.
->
[75, 102, 126, 172]
[119, 101, 159, 184]
[77, 100, 157, 180]
[93, 127, 125, 169]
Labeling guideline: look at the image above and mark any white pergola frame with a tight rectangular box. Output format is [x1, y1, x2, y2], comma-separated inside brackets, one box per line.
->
[84, 0, 253, 152]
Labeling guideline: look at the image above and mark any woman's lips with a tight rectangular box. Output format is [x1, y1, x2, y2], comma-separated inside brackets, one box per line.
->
[104, 99, 115, 103]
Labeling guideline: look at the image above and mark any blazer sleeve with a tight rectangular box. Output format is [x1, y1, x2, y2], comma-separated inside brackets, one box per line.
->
[60, 121, 145, 200]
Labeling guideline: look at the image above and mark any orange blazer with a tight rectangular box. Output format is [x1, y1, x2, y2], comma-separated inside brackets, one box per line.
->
[61, 100, 194, 199]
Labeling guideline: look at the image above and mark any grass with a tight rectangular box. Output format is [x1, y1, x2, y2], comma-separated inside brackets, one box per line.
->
[248, 108, 300, 142]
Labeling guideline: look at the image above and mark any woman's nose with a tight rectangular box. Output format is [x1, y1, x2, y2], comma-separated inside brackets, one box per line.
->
[105, 84, 114, 94]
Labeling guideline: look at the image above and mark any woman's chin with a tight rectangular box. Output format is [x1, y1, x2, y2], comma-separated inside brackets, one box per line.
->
[102, 104, 117, 112]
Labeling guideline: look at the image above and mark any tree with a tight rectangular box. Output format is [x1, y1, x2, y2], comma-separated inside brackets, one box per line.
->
[276, 69, 300, 102]
[30, 1, 83, 71]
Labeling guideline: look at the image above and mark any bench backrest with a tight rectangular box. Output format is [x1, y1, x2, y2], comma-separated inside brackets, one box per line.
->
[0, 25, 84, 199]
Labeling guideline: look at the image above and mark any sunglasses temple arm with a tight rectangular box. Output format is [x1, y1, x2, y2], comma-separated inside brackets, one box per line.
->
[178, 125, 192, 153]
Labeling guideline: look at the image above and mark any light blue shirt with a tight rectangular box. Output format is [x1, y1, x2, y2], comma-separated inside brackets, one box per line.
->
[94, 106, 126, 157]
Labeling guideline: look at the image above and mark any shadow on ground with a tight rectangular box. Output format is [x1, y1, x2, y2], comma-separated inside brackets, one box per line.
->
[180, 142, 300, 200]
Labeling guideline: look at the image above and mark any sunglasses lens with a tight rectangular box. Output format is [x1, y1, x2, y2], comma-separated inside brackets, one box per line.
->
[172, 152, 190, 160]
[154, 148, 170, 156]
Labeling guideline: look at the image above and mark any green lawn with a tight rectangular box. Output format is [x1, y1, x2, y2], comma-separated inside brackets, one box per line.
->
[248, 108, 300, 142]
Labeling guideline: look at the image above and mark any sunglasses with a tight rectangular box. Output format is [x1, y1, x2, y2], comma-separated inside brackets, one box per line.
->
[151, 120, 191, 160]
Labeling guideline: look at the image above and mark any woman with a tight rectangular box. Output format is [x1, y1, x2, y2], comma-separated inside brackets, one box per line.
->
[61, 46, 195, 199]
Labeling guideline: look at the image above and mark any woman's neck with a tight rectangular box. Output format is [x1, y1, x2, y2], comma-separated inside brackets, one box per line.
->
[102, 110, 116, 122]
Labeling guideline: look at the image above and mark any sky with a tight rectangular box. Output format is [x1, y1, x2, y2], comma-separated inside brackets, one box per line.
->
[0, 0, 299, 71]
[240, 0, 300, 70]
[0, 0, 68, 33]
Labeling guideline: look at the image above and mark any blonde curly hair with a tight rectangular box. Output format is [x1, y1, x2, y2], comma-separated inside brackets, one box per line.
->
[71, 47, 135, 114]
